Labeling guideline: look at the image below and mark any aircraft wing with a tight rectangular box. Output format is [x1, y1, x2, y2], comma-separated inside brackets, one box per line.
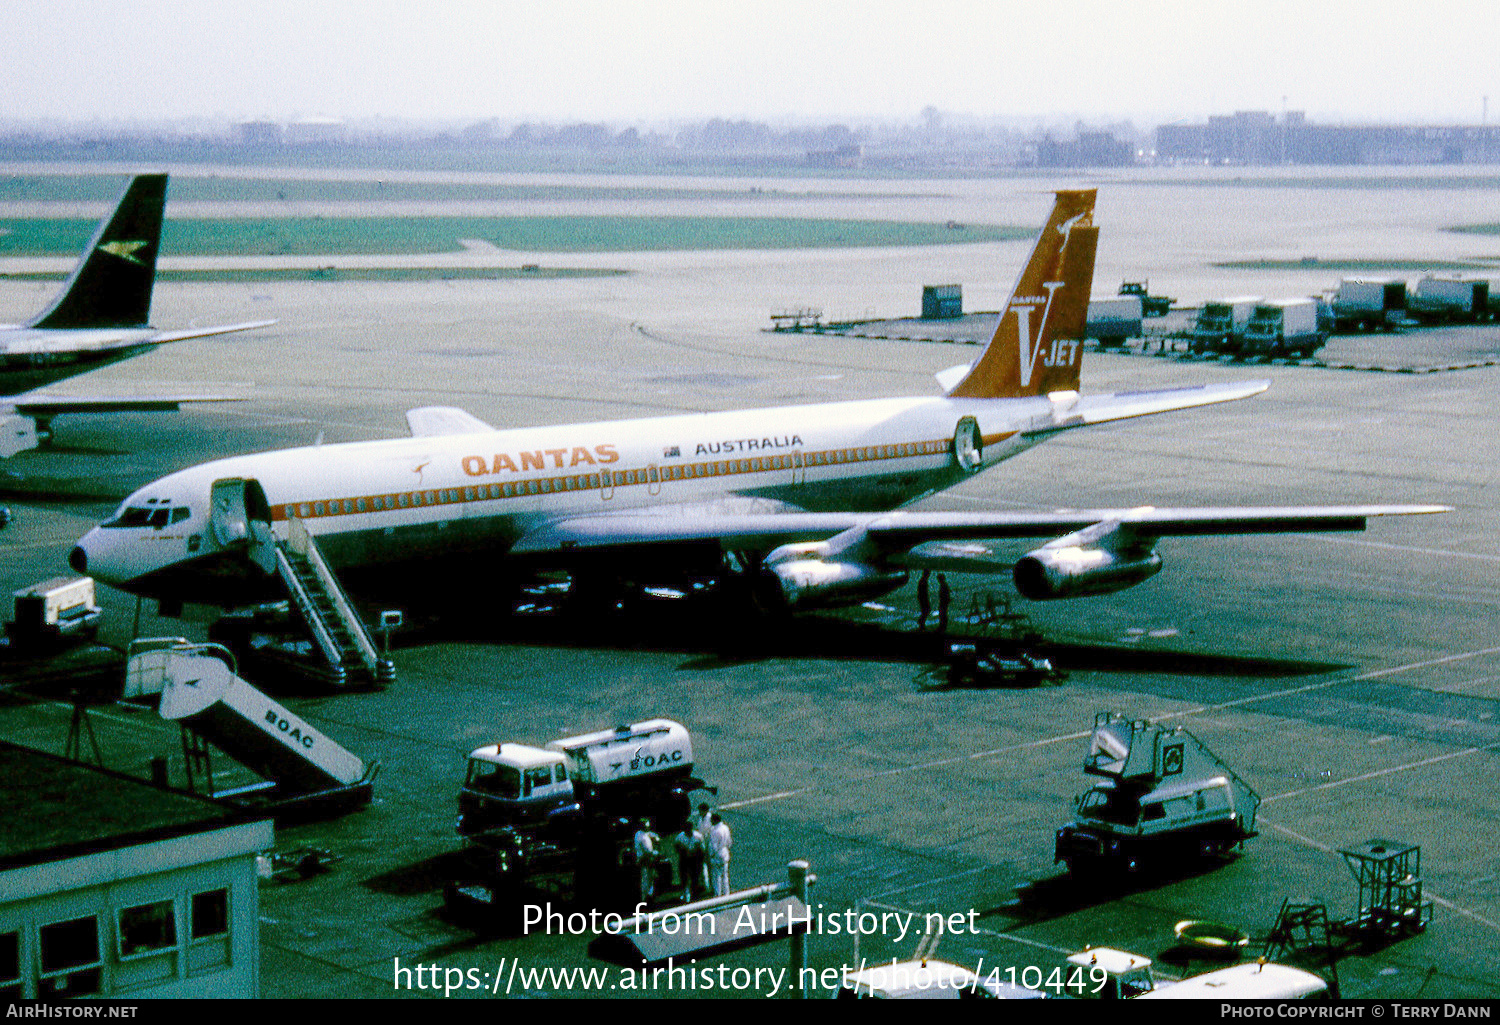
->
[144, 319, 278, 345]
[11, 393, 249, 417]
[511, 504, 1449, 561]
[2, 391, 250, 457]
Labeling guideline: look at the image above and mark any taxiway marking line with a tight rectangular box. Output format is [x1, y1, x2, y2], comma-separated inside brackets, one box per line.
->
[1309, 534, 1500, 564]
[721, 729, 1093, 811]
[1262, 741, 1500, 804]
[724, 644, 1500, 813]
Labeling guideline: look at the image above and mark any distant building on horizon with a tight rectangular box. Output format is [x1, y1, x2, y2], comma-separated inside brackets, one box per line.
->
[1157, 111, 1500, 165]
[1032, 130, 1135, 168]
[235, 120, 282, 146]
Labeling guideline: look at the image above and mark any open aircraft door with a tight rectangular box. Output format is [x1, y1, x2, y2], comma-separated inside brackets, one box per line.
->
[954, 417, 983, 473]
[210, 477, 278, 574]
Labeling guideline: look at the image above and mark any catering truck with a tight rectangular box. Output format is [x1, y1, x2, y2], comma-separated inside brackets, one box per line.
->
[1331, 277, 1407, 331]
[1086, 296, 1143, 346]
[1239, 298, 1326, 358]
[1408, 274, 1490, 323]
[1055, 711, 1260, 875]
[449, 719, 710, 913]
[1190, 297, 1262, 354]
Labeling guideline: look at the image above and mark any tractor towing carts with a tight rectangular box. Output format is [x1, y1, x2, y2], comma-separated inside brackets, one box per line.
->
[1055, 711, 1260, 876]
[446, 718, 712, 923]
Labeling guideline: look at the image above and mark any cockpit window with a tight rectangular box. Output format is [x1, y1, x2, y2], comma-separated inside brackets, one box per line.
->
[105, 507, 154, 528]
[102, 503, 191, 529]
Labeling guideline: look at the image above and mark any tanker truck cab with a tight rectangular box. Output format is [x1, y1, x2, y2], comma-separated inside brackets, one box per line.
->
[458, 744, 578, 836]
[457, 719, 699, 839]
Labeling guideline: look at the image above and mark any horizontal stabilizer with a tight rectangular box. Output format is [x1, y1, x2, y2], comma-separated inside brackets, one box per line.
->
[934, 363, 972, 392]
[406, 406, 495, 437]
[146, 319, 278, 344]
[1027, 380, 1270, 435]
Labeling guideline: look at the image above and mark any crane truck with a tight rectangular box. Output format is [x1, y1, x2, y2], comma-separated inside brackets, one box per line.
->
[447, 718, 711, 920]
[1055, 711, 1260, 876]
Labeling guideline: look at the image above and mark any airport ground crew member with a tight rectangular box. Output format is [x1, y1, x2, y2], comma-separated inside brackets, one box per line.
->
[633, 818, 659, 904]
[672, 822, 707, 901]
[708, 813, 732, 896]
[697, 803, 714, 857]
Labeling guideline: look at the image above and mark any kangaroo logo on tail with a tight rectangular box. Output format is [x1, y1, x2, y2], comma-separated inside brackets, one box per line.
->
[946, 190, 1098, 400]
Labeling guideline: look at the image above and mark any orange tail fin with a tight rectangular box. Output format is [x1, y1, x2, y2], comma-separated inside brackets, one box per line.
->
[946, 189, 1098, 399]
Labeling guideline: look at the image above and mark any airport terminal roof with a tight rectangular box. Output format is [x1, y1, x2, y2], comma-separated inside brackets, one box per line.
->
[0, 741, 262, 871]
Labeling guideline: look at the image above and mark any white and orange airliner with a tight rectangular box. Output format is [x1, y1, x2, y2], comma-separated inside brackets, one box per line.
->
[71, 191, 1444, 614]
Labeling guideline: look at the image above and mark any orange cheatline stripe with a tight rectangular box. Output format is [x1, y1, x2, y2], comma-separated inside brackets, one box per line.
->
[264, 435, 997, 523]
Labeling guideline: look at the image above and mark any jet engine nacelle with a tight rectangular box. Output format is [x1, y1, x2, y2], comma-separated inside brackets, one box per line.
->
[758, 542, 908, 611]
[1012, 544, 1162, 600]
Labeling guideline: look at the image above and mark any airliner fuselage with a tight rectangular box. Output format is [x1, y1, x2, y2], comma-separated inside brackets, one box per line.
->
[73, 392, 1046, 604]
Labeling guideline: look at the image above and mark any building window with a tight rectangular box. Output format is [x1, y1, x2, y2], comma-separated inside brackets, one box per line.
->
[1, 930, 20, 1000]
[188, 889, 231, 975]
[117, 900, 176, 958]
[37, 916, 102, 998]
[191, 890, 229, 941]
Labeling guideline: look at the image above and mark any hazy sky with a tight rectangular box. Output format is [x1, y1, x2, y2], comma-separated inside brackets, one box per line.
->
[6, 0, 1499, 127]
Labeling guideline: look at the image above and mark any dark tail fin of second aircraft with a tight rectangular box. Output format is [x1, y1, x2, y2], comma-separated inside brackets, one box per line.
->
[26, 174, 168, 330]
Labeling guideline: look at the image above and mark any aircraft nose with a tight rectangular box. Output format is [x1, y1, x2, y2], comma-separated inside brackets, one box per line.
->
[68, 545, 87, 574]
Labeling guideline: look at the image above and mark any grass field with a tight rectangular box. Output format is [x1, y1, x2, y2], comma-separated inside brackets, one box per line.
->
[0, 215, 1025, 256]
[0, 266, 626, 283]
[0, 173, 921, 205]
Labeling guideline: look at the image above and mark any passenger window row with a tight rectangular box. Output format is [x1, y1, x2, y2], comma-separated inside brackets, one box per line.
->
[277, 439, 951, 521]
